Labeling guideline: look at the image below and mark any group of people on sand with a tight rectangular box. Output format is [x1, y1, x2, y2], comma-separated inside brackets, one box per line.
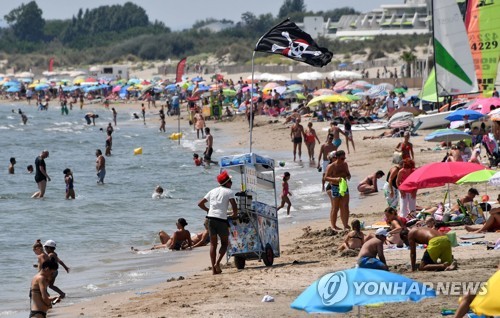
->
[30, 239, 70, 317]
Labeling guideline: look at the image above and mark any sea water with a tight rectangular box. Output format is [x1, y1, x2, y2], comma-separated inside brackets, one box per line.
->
[0, 103, 361, 316]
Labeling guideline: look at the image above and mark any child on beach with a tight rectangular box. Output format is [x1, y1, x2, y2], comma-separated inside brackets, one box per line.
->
[32, 239, 49, 270]
[63, 168, 75, 199]
[277, 172, 292, 215]
[338, 220, 365, 252]
[43, 240, 70, 298]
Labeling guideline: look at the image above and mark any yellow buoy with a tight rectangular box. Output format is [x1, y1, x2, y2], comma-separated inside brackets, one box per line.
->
[134, 147, 142, 155]
[169, 132, 183, 140]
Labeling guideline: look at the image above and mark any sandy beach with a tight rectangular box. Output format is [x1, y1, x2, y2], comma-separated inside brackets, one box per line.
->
[38, 98, 500, 318]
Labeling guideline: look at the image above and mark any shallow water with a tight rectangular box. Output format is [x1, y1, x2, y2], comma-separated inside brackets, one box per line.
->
[0, 103, 361, 316]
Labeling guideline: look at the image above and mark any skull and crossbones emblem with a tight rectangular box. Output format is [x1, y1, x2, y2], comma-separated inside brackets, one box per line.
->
[271, 31, 322, 58]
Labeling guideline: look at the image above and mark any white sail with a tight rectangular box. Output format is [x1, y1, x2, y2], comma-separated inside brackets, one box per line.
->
[432, 0, 478, 96]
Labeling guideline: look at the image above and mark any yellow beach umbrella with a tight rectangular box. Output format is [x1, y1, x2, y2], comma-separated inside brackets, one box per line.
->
[470, 270, 500, 316]
[73, 77, 84, 84]
[307, 94, 351, 106]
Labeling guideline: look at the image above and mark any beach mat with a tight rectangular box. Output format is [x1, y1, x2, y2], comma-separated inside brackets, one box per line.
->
[459, 234, 485, 240]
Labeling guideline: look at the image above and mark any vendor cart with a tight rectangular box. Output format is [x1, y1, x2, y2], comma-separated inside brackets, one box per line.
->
[220, 153, 280, 269]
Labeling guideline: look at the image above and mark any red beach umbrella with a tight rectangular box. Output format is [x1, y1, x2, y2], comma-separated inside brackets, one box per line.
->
[399, 162, 485, 192]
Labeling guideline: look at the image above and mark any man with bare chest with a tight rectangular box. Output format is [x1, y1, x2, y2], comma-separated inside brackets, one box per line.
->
[324, 150, 351, 230]
[317, 134, 336, 191]
[290, 118, 305, 162]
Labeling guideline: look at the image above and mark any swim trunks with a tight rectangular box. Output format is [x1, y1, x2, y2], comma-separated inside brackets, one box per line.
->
[333, 138, 342, 147]
[30, 310, 47, 318]
[293, 137, 303, 144]
[322, 160, 329, 172]
[207, 217, 229, 237]
[97, 169, 106, 183]
[424, 236, 452, 264]
[204, 147, 213, 161]
[330, 183, 349, 198]
[357, 256, 386, 270]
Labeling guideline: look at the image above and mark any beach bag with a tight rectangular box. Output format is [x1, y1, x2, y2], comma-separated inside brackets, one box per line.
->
[392, 151, 403, 164]
[339, 178, 348, 196]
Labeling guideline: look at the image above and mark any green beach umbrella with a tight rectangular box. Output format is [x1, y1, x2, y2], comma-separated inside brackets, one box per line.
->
[456, 169, 496, 184]
[295, 93, 306, 100]
[223, 88, 237, 97]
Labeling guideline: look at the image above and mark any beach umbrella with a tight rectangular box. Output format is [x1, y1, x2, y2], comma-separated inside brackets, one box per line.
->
[263, 82, 279, 92]
[456, 169, 496, 184]
[222, 88, 237, 97]
[191, 76, 203, 82]
[127, 78, 140, 85]
[112, 85, 122, 93]
[295, 93, 306, 100]
[470, 270, 500, 316]
[3, 81, 19, 87]
[313, 88, 335, 96]
[6, 86, 20, 92]
[467, 97, 500, 114]
[350, 80, 372, 89]
[297, 71, 324, 80]
[291, 268, 435, 316]
[445, 109, 484, 121]
[338, 62, 348, 68]
[424, 128, 472, 143]
[35, 83, 50, 91]
[286, 84, 304, 92]
[286, 80, 302, 85]
[488, 171, 500, 186]
[333, 80, 350, 91]
[399, 162, 485, 192]
[307, 94, 351, 106]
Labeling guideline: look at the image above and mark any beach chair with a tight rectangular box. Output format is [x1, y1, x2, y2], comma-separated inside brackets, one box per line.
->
[481, 135, 500, 167]
[409, 119, 423, 136]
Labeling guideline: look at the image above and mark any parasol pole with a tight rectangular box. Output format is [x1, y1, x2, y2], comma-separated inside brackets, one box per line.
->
[249, 51, 256, 153]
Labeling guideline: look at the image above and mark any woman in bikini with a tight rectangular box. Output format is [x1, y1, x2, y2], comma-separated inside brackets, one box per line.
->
[384, 207, 406, 247]
[194, 110, 205, 139]
[152, 218, 193, 250]
[383, 161, 403, 208]
[338, 219, 365, 252]
[395, 131, 414, 160]
[30, 259, 60, 318]
[304, 122, 321, 163]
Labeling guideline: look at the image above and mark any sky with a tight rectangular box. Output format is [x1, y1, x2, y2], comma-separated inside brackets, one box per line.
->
[0, 0, 403, 30]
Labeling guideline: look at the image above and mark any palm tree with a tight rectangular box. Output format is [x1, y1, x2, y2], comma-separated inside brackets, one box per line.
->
[400, 51, 417, 78]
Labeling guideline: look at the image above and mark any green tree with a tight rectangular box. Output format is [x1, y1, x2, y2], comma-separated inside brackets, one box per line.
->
[400, 51, 416, 77]
[278, 0, 306, 19]
[4, 1, 45, 42]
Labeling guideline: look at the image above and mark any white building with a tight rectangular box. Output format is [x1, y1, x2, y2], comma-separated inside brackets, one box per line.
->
[89, 65, 129, 80]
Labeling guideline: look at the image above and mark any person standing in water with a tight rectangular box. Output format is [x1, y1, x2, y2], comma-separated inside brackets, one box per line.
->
[105, 131, 112, 156]
[203, 127, 218, 166]
[32, 150, 51, 199]
[8, 157, 16, 174]
[95, 149, 106, 184]
[141, 103, 146, 125]
[290, 117, 305, 162]
[111, 107, 117, 126]
[63, 168, 75, 199]
[276, 172, 292, 215]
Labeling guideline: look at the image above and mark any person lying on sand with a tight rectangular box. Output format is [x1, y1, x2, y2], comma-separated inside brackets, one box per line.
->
[400, 227, 457, 271]
[338, 220, 365, 252]
[465, 208, 500, 233]
[362, 128, 400, 140]
[151, 218, 192, 250]
[357, 228, 389, 271]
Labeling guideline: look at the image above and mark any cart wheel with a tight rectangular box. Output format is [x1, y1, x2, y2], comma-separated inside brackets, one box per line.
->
[262, 244, 274, 267]
[234, 256, 246, 269]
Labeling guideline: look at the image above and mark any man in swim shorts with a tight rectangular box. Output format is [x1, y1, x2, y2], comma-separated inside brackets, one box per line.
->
[203, 127, 218, 166]
[328, 122, 346, 150]
[357, 228, 389, 270]
[198, 170, 238, 275]
[400, 227, 457, 271]
[324, 150, 351, 230]
[95, 149, 106, 184]
[290, 117, 305, 162]
[32, 150, 51, 199]
[317, 134, 336, 191]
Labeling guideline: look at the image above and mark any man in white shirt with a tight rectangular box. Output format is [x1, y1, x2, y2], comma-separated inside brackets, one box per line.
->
[198, 170, 238, 274]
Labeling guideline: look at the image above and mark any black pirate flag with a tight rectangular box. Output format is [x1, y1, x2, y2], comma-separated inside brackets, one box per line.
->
[255, 19, 333, 68]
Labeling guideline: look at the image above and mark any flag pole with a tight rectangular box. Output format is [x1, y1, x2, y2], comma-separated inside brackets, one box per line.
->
[250, 51, 256, 153]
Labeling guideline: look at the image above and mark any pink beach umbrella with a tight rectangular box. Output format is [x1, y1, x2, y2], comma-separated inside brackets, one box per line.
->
[467, 97, 500, 114]
[333, 80, 350, 91]
[313, 88, 335, 96]
[112, 85, 122, 93]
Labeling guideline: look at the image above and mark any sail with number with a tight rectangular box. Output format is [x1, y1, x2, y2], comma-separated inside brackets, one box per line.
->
[432, 0, 478, 97]
[465, 0, 500, 97]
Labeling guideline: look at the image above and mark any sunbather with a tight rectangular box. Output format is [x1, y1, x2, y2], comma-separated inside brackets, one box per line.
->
[465, 208, 500, 233]
[338, 220, 365, 252]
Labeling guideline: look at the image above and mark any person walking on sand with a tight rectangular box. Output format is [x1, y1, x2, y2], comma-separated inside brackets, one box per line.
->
[43, 240, 70, 298]
[357, 228, 389, 270]
[29, 259, 61, 318]
[327, 122, 346, 150]
[276, 172, 292, 215]
[95, 149, 106, 184]
[343, 109, 356, 154]
[304, 122, 321, 162]
[63, 168, 75, 199]
[395, 131, 414, 160]
[194, 110, 205, 139]
[317, 134, 336, 191]
[32, 150, 51, 199]
[400, 227, 457, 271]
[197, 171, 238, 275]
[324, 150, 351, 230]
[290, 117, 305, 162]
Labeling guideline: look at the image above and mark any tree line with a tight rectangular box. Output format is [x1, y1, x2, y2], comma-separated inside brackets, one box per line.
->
[0, 0, 428, 71]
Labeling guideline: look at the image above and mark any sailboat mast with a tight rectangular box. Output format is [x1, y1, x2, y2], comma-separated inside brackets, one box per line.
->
[431, 0, 440, 111]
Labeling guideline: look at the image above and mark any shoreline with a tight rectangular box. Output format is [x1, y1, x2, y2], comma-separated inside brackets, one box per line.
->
[7, 99, 499, 317]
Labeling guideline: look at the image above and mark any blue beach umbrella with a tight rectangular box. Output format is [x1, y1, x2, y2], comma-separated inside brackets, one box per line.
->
[286, 80, 302, 85]
[6, 86, 21, 92]
[3, 81, 20, 87]
[445, 109, 484, 121]
[35, 83, 50, 91]
[424, 128, 472, 142]
[291, 268, 435, 316]
[191, 76, 203, 82]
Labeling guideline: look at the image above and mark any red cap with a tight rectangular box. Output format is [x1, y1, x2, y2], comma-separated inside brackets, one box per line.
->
[217, 170, 231, 185]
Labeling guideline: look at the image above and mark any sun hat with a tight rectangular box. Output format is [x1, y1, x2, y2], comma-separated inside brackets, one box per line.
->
[375, 228, 388, 237]
[217, 170, 231, 185]
[43, 240, 56, 248]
